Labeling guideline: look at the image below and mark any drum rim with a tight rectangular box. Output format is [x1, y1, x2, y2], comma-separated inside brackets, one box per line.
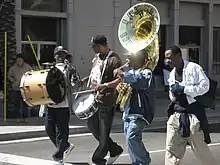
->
[73, 93, 96, 115]
[20, 72, 35, 107]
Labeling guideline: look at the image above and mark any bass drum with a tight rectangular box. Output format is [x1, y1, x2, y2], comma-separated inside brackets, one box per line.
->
[20, 67, 66, 107]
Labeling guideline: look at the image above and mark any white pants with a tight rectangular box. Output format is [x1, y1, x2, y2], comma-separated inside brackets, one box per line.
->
[165, 113, 218, 165]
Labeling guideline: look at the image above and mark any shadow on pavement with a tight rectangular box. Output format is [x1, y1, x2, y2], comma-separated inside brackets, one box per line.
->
[67, 163, 130, 165]
[209, 123, 220, 133]
[66, 163, 89, 165]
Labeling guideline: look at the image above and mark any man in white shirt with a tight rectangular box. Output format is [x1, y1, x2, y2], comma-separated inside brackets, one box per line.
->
[45, 46, 74, 165]
[164, 45, 218, 165]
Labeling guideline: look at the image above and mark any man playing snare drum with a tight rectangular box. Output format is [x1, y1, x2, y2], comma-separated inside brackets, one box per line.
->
[80, 35, 123, 165]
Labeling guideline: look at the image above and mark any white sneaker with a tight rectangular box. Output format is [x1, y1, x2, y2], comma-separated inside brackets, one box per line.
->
[64, 143, 74, 159]
[106, 152, 122, 165]
[53, 159, 64, 165]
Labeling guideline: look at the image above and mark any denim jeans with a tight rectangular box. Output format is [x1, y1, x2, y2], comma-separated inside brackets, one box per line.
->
[124, 117, 151, 165]
[45, 107, 70, 159]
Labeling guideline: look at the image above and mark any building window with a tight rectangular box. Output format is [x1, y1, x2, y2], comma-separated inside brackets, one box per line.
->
[21, 16, 66, 66]
[213, 28, 220, 74]
[179, 26, 201, 46]
[22, 16, 62, 41]
[22, 0, 65, 12]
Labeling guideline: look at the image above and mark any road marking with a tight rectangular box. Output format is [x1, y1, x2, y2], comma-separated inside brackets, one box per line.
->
[119, 142, 220, 157]
[0, 133, 93, 145]
[0, 142, 219, 165]
[0, 152, 72, 165]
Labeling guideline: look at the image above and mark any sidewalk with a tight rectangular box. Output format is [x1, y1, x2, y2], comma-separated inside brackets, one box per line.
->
[0, 97, 220, 141]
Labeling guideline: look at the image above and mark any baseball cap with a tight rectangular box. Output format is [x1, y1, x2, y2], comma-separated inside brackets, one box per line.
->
[90, 35, 108, 46]
[54, 46, 68, 55]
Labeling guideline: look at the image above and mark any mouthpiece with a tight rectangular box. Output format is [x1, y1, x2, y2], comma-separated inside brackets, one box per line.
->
[125, 59, 130, 67]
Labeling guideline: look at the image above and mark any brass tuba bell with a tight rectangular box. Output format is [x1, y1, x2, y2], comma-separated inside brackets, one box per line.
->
[116, 2, 160, 110]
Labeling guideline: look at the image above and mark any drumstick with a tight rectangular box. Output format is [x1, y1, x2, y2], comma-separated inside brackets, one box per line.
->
[26, 35, 42, 70]
[72, 89, 95, 95]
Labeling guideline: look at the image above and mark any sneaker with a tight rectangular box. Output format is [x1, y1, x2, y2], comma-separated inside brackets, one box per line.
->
[64, 143, 74, 159]
[53, 156, 64, 165]
[106, 149, 123, 165]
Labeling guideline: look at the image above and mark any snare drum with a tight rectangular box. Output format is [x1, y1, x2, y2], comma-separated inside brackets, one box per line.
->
[20, 67, 66, 107]
[73, 93, 98, 120]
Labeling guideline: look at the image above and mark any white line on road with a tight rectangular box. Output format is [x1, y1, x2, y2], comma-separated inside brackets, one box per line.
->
[119, 142, 220, 157]
[0, 152, 72, 165]
[0, 143, 219, 165]
[0, 133, 93, 145]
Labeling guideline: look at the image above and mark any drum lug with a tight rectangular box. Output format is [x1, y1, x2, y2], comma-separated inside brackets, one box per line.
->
[24, 86, 30, 89]
[38, 84, 46, 87]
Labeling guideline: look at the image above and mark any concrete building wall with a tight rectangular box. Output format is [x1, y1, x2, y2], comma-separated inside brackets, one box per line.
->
[11, 0, 220, 88]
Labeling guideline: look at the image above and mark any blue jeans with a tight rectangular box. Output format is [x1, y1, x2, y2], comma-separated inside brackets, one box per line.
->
[124, 118, 151, 165]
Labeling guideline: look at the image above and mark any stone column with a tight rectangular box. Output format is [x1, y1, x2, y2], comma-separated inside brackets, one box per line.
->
[201, 2, 213, 75]
[66, 0, 74, 59]
[208, 2, 213, 76]
[15, 0, 22, 53]
[166, 0, 179, 47]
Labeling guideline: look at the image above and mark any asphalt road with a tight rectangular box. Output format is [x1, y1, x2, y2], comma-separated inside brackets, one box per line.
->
[0, 124, 220, 165]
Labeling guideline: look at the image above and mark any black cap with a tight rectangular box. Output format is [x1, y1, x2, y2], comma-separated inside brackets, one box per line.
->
[90, 35, 107, 46]
[16, 53, 24, 59]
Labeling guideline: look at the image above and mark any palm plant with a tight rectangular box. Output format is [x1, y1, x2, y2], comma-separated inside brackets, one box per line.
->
[0, 0, 17, 118]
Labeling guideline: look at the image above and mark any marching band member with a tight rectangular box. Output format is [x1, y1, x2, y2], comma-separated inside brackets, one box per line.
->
[45, 46, 74, 165]
[81, 35, 123, 165]
[114, 49, 155, 165]
[164, 45, 217, 165]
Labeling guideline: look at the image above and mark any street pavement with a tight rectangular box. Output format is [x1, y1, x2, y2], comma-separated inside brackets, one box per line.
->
[1, 96, 220, 141]
[0, 123, 220, 165]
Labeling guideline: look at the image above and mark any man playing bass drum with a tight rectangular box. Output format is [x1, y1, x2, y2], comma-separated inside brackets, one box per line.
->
[80, 35, 123, 165]
[45, 46, 74, 165]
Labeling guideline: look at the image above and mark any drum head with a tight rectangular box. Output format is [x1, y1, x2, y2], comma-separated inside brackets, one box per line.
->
[73, 94, 95, 114]
[46, 67, 66, 103]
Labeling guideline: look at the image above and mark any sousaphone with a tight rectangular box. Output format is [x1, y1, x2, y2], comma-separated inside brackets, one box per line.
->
[116, 2, 160, 110]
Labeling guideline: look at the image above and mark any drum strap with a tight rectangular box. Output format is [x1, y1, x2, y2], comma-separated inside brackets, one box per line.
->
[87, 51, 114, 88]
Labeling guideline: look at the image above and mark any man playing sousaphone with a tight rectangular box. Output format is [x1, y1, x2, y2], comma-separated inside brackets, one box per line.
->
[114, 49, 155, 165]
[80, 35, 123, 165]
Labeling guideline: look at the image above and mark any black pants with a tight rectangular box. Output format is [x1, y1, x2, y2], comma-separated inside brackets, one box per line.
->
[13, 90, 28, 118]
[87, 105, 123, 164]
[45, 107, 70, 159]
